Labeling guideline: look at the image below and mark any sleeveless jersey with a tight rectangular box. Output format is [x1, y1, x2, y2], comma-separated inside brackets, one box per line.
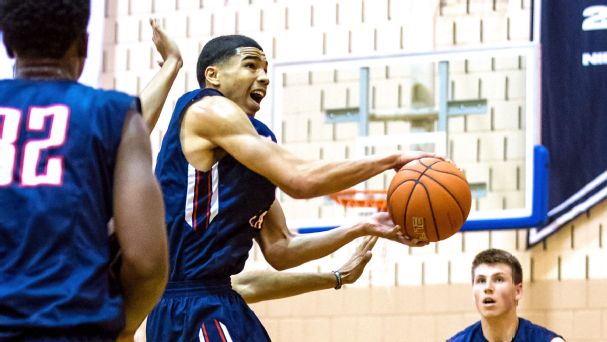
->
[154, 88, 277, 282]
[448, 318, 562, 342]
[0, 79, 136, 338]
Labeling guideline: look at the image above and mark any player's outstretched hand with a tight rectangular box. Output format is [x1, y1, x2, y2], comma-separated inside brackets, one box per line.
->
[149, 18, 182, 68]
[338, 236, 378, 285]
[393, 151, 445, 172]
[362, 212, 429, 247]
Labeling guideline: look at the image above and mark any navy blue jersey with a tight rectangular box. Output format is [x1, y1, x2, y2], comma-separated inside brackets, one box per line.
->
[0, 79, 137, 338]
[448, 318, 562, 342]
[154, 88, 277, 282]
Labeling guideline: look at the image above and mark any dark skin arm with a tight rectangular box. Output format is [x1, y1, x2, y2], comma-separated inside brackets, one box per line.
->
[182, 96, 439, 199]
[114, 110, 168, 341]
[139, 19, 182, 130]
[257, 200, 425, 271]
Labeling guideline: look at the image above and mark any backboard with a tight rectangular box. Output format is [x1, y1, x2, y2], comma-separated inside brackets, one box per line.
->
[268, 43, 546, 234]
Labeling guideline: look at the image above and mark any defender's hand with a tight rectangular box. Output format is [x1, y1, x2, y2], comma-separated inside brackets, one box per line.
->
[338, 236, 378, 285]
[149, 18, 182, 68]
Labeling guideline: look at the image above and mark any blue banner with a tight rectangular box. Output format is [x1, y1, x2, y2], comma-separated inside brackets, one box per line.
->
[529, 1, 607, 246]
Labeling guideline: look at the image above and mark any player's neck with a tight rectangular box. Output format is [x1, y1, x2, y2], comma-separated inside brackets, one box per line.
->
[14, 59, 77, 81]
[481, 314, 519, 342]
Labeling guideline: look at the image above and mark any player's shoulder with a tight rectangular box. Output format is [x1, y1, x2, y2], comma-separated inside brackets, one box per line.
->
[518, 318, 563, 341]
[175, 89, 205, 109]
[93, 86, 136, 102]
[69, 83, 137, 107]
[447, 320, 481, 342]
[191, 89, 233, 110]
[186, 89, 242, 123]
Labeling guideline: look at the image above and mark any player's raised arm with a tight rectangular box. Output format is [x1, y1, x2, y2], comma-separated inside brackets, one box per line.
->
[139, 18, 182, 130]
[182, 96, 437, 199]
[113, 108, 168, 338]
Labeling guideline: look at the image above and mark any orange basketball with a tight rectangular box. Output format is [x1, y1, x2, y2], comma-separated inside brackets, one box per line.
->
[387, 157, 472, 242]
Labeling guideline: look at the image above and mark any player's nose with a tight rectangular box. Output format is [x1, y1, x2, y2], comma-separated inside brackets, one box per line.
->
[257, 69, 269, 85]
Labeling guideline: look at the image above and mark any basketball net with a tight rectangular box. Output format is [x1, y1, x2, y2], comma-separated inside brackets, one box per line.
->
[329, 189, 388, 212]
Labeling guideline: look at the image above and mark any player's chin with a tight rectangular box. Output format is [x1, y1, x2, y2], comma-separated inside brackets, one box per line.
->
[247, 98, 261, 113]
[478, 307, 502, 318]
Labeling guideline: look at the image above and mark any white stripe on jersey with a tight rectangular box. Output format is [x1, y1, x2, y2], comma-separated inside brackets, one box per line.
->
[209, 162, 219, 224]
[198, 327, 206, 342]
[219, 321, 234, 342]
[185, 163, 196, 227]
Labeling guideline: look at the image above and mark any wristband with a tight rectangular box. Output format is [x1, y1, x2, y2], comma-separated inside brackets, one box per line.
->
[332, 270, 343, 290]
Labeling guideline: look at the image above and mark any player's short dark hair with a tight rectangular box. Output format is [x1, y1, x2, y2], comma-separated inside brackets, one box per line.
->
[196, 35, 263, 87]
[471, 248, 523, 285]
[0, 0, 90, 59]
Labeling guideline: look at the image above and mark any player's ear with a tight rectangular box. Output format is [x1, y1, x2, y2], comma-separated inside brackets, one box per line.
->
[205, 66, 220, 87]
[514, 282, 523, 304]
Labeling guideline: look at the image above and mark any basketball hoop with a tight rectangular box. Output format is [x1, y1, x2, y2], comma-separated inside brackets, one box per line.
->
[329, 189, 388, 212]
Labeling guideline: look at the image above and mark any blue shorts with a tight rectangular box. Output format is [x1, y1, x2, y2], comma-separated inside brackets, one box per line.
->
[147, 279, 271, 342]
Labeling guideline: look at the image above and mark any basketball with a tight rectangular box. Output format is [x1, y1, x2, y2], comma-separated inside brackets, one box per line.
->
[387, 157, 472, 242]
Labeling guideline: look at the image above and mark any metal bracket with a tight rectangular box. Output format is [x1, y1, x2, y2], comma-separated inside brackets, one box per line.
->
[447, 99, 488, 116]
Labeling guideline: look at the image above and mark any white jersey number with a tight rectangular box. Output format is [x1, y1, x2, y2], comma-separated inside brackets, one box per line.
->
[583, 5, 607, 31]
[0, 105, 69, 186]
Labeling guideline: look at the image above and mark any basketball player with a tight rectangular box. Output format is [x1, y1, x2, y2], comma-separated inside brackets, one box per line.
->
[0, 1, 168, 341]
[146, 31, 438, 341]
[138, 20, 381, 335]
[143, 19, 383, 301]
[134, 21, 387, 338]
[448, 249, 564, 342]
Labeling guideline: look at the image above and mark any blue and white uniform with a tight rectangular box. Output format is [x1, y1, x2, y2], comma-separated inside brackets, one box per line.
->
[148, 88, 276, 341]
[448, 318, 562, 342]
[0, 79, 137, 340]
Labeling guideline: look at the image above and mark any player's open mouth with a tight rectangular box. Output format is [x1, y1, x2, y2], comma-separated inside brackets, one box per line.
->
[482, 298, 496, 304]
[250, 90, 265, 104]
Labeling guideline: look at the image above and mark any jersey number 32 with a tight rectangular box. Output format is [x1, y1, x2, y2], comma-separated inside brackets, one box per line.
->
[0, 105, 68, 187]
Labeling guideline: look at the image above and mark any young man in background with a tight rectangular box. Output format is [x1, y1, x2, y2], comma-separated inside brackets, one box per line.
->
[448, 249, 564, 342]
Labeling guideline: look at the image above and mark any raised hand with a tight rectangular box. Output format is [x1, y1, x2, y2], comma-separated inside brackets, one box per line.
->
[149, 18, 182, 68]
[393, 151, 443, 172]
[338, 236, 378, 285]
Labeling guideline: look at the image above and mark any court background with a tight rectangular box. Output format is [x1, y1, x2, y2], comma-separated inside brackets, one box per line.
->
[63, 0, 607, 340]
